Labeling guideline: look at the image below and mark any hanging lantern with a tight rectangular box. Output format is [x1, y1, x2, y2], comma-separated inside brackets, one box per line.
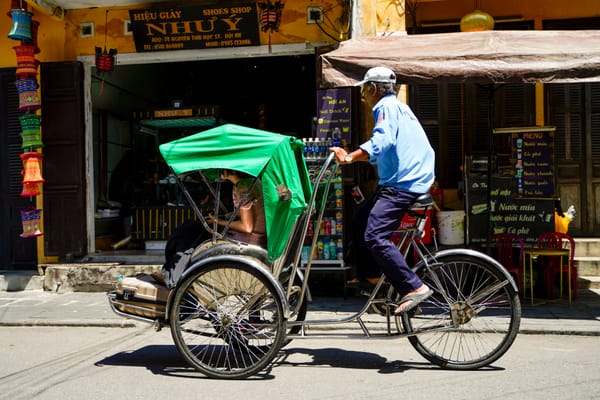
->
[18, 113, 44, 148]
[95, 46, 117, 73]
[13, 44, 39, 78]
[15, 78, 41, 111]
[20, 208, 43, 238]
[8, 8, 34, 41]
[21, 151, 45, 184]
[21, 182, 40, 197]
[460, 9, 495, 32]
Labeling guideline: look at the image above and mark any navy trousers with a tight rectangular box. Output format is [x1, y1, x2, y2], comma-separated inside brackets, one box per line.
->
[352, 186, 423, 295]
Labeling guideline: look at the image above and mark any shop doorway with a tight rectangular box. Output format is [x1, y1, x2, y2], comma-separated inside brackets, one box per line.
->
[90, 54, 317, 252]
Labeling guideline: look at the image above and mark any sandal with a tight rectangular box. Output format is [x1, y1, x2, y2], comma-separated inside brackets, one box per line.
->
[394, 288, 433, 315]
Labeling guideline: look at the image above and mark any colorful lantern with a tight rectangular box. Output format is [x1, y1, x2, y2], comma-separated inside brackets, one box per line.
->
[15, 78, 41, 111]
[20, 208, 43, 238]
[20, 151, 45, 184]
[18, 113, 43, 148]
[95, 46, 117, 73]
[13, 44, 39, 78]
[8, 8, 34, 41]
[21, 182, 40, 197]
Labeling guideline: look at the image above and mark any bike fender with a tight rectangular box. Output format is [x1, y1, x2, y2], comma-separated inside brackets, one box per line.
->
[167, 254, 289, 319]
[413, 248, 519, 292]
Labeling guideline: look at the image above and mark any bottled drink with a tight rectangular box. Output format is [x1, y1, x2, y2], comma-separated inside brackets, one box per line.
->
[332, 127, 342, 147]
[336, 239, 344, 260]
[322, 237, 330, 260]
[329, 239, 337, 262]
[317, 239, 324, 259]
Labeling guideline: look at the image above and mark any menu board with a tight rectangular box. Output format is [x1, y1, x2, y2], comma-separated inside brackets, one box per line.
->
[465, 167, 555, 245]
[494, 126, 556, 197]
[489, 177, 554, 244]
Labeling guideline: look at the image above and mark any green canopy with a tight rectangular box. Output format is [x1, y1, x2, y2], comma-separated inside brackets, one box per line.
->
[159, 124, 312, 261]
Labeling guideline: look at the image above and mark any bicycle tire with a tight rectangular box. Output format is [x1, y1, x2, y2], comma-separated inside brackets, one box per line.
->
[400, 252, 521, 370]
[169, 260, 285, 379]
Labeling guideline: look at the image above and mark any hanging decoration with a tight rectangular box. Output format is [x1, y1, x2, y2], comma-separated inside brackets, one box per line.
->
[460, 1, 494, 32]
[7, 8, 33, 41]
[13, 43, 39, 78]
[258, 0, 284, 53]
[21, 151, 45, 184]
[20, 207, 43, 238]
[95, 10, 117, 74]
[7, 1, 45, 240]
[18, 113, 43, 148]
[95, 46, 117, 73]
[15, 77, 41, 111]
[95, 10, 118, 97]
[21, 182, 41, 197]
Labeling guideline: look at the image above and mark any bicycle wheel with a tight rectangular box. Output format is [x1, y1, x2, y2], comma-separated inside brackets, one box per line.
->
[401, 253, 521, 370]
[169, 260, 285, 379]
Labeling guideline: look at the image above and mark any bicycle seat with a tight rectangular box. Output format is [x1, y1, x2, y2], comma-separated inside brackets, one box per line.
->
[410, 193, 434, 209]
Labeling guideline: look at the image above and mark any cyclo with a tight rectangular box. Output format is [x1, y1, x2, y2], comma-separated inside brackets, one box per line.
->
[108, 124, 521, 379]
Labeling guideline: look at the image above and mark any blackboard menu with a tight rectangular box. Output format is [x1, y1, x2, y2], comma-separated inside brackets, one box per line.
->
[465, 167, 555, 245]
[494, 126, 556, 197]
[489, 177, 555, 244]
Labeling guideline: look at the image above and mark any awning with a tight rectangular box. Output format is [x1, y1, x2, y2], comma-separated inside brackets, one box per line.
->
[320, 30, 600, 86]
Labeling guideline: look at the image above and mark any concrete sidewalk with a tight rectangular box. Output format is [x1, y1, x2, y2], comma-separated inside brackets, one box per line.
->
[1, 289, 599, 335]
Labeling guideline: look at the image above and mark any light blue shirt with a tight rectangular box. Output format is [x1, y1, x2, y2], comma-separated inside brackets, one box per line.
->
[359, 94, 435, 193]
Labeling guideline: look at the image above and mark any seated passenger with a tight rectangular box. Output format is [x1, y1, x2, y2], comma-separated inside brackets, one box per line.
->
[154, 169, 266, 288]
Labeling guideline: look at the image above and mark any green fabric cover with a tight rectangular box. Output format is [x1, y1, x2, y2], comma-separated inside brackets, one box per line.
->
[159, 124, 311, 261]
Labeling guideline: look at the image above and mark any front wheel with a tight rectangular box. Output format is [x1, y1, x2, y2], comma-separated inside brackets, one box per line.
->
[400, 253, 521, 370]
[169, 260, 285, 379]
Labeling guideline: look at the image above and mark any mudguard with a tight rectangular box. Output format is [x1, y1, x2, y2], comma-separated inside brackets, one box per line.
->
[413, 248, 518, 292]
[166, 251, 288, 319]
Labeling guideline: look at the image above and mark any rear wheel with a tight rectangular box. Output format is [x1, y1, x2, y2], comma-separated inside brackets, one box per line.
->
[400, 253, 521, 370]
[169, 261, 285, 379]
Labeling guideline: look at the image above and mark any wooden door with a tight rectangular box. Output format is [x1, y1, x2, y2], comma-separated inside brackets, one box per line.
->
[40, 62, 87, 258]
[546, 83, 600, 236]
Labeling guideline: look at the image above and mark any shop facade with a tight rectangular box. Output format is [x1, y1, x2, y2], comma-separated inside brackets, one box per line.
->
[1, 0, 599, 270]
[0, 0, 400, 268]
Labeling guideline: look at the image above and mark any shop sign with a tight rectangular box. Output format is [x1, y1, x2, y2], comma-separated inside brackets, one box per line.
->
[129, 3, 260, 52]
[316, 88, 352, 144]
[154, 108, 193, 118]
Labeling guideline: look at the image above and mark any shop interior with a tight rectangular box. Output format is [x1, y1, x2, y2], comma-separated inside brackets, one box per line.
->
[91, 54, 317, 251]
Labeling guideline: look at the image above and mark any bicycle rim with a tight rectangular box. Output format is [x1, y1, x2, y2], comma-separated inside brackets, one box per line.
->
[169, 261, 285, 379]
[401, 254, 521, 370]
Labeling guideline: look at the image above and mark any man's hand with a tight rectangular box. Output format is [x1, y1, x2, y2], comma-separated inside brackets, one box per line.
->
[329, 146, 349, 164]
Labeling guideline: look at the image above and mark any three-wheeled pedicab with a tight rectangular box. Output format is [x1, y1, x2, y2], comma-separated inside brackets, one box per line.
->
[108, 124, 521, 379]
